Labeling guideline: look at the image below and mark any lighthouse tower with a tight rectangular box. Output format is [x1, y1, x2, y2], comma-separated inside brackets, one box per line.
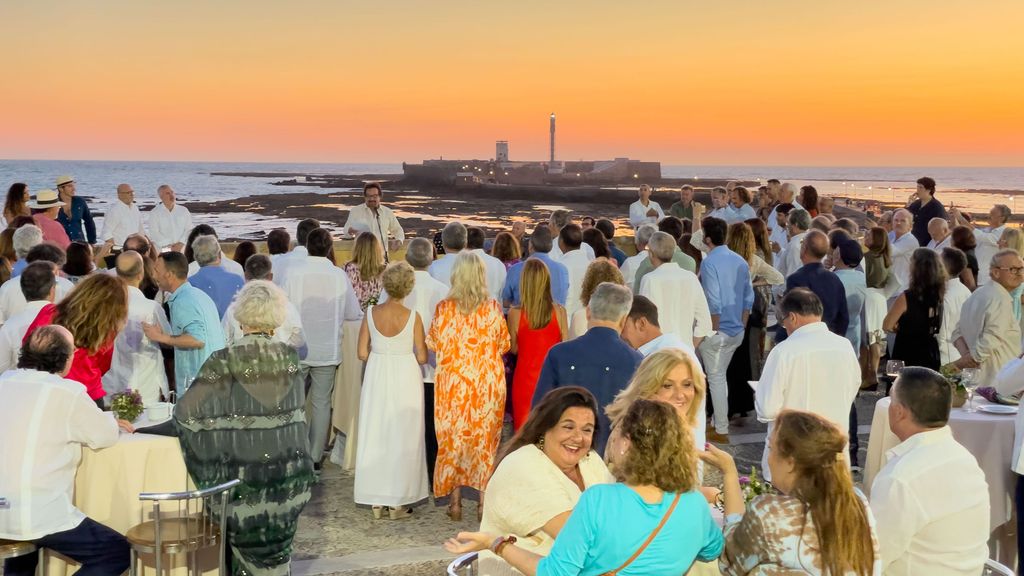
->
[549, 113, 556, 163]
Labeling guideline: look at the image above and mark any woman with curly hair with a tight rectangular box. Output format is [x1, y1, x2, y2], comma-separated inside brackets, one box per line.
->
[445, 398, 723, 575]
[344, 232, 386, 312]
[567, 259, 625, 339]
[24, 274, 128, 406]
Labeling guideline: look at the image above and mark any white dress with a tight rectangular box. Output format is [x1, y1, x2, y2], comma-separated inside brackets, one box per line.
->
[353, 306, 429, 507]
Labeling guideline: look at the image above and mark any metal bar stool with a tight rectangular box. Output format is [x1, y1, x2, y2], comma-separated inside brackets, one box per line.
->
[125, 479, 240, 576]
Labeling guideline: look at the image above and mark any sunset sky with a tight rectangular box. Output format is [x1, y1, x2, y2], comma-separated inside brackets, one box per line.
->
[3, 1, 1023, 166]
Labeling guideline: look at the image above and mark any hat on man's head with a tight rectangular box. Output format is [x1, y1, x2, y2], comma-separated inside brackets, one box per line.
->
[55, 175, 74, 187]
[28, 189, 61, 210]
[837, 239, 863, 268]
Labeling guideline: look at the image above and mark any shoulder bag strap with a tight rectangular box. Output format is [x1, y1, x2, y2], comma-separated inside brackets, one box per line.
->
[603, 492, 682, 576]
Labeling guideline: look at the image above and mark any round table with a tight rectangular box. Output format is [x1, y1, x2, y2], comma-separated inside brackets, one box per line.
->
[864, 396, 1017, 565]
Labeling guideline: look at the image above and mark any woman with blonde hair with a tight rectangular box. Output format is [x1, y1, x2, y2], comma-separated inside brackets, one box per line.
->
[24, 274, 129, 405]
[445, 399, 723, 575]
[704, 409, 879, 575]
[508, 259, 567, 430]
[343, 231, 386, 311]
[567, 259, 624, 338]
[606, 349, 706, 442]
[428, 252, 510, 521]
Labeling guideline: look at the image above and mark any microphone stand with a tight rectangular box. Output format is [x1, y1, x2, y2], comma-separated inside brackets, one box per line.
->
[375, 208, 389, 264]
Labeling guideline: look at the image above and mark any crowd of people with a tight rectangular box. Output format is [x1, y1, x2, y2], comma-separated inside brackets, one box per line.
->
[1, 175, 1023, 575]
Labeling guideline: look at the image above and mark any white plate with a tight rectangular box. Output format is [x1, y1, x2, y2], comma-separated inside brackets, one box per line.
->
[976, 404, 1018, 415]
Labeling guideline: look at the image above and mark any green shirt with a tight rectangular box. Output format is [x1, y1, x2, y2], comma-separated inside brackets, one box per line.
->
[668, 201, 695, 221]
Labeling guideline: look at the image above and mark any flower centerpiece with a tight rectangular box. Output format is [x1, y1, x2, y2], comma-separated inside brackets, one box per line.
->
[109, 389, 144, 422]
[939, 365, 968, 407]
[715, 466, 775, 512]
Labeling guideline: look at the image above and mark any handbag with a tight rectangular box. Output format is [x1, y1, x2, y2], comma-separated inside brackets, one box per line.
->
[602, 492, 682, 576]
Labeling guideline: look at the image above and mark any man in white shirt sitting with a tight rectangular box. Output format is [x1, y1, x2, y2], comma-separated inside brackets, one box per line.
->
[100, 183, 145, 249]
[620, 223, 657, 288]
[870, 367, 989, 575]
[428, 222, 466, 286]
[0, 244, 74, 323]
[280, 228, 361, 467]
[639, 231, 711, 350]
[925, 217, 951, 252]
[147, 184, 192, 252]
[466, 227, 506, 302]
[103, 251, 171, 406]
[755, 288, 859, 480]
[548, 209, 595, 261]
[557, 223, 591, 317]
[222, 254, 306, 357]
[628, 184, 665, 229]
[0, 325, 133, 576]
[0, 262, 56, 372]
[343, 183, 404, 260]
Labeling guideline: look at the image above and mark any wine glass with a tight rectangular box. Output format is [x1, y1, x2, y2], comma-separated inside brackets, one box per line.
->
[885, 360, 905, 379]
[960, 368, 980, 412]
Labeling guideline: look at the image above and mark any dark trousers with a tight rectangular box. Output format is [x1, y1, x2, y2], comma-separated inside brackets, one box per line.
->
[849, 403, 860, 467]
[3, 517, 130, 576]
[425, 382, 439, 489]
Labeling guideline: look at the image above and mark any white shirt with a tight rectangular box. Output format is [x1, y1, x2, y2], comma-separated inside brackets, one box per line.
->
[779, 231, 809, 279]
[620, 252, 648, 288]
[890, 232, 919, 291]
[628, 199, 665, 229]
[755, 322, 859, 477]
[380, 270, 447, 382]
[639, 264, 712, 345]
[0, 300, 49, 373]
[343, 204, 405, 244]
[271, 246, 307, 287]
[427, 252, 460, 286]
[102, 286, 170, 406]
[1006, 358, 1024, 472]
[280, 256, 361, 366]
[0, 276, 73, 324]
[549, 241, 595, 262]
[222, 298, 306, 356]
[926, 235, 951, 253]
[470, 249, 507, 302]
[100, 201, 145, 246]
[870, 426, 990, 576]
[0, 369, 119, 540]
[187, 254, 244, 279]
[973, 224, 1006, 285]
[952, 282, 1023, 393]
[560, 248, 591, 318]
[938, 278, 971, 365]
[147, 203, 193, 251]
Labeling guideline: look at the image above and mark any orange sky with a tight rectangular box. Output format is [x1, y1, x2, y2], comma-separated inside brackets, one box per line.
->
[2, 1, 1022, 165]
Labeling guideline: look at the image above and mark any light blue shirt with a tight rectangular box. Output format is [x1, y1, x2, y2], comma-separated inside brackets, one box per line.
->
[167, 282, 225, 391]
[536, 484, 723, 576]
[501, 252, 569, 307]
[10, 259, 27, 278]
[699, 245, 754, 337]
[835, 268, 868, 354]
[732, 203, 757, 222]
[188, 265, 244, 318]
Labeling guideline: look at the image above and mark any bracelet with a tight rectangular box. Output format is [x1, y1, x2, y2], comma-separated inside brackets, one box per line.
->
[490, 535, 517, 556]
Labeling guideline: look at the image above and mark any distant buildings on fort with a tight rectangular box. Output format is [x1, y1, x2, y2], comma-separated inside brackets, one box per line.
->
[402, 113, 661, 187]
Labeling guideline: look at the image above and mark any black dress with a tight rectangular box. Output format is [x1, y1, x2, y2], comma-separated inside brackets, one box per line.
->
[891, 291, 942, 370]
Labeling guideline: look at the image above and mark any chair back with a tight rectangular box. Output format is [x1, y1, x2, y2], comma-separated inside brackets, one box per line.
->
[447, 552, 477, 576]
[983, 559, 1015, 576]
[138, 479, 241, 576]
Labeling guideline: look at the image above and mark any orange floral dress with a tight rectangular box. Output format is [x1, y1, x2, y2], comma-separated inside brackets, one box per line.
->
[427, 298, 511, 497]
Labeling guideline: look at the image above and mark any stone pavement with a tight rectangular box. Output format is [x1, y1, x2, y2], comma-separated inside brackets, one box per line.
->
[289, 391, 884, 575]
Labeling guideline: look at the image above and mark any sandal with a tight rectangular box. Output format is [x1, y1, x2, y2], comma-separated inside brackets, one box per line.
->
[372, 506, 384, 520]
[389, 506, 413, 520]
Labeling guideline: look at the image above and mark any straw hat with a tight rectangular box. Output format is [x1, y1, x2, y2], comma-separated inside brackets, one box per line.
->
[55, 175, 75, 187]
[28, 189, 61, 210]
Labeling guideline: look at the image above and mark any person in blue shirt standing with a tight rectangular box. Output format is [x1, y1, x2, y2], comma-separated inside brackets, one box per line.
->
[502, 226, 569, 308]
[778, 230, 849, 343]
[142, 251, 225, 392]
[698, 216, 754, 445]
[54, 175, 97, 244]
[531, 282, 641, 453]
[187, 235, 245, 318]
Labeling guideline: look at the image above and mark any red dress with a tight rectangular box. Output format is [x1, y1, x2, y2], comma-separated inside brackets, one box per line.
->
[24, 304, 113, 400]
[511, 308, 562, 430]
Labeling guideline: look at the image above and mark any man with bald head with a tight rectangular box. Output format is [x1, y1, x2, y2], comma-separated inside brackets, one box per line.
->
[889, 208, 918, 291]
[100, 183, 144, 249]
[103, 251, 170, 405]
[926, 217, 951, 252]
[776, 229, 849, 343]
[147, 184, 193, 252]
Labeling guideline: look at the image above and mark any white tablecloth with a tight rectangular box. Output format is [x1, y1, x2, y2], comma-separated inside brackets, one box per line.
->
[331, 319, 365, 470]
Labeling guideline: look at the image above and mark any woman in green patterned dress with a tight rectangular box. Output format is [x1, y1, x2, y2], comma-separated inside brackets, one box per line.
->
[174, 280, 315, 576]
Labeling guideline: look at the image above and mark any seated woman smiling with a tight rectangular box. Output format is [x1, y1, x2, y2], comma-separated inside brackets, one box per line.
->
[446, 399, 723, 575]
[479, 387, 612, 560]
